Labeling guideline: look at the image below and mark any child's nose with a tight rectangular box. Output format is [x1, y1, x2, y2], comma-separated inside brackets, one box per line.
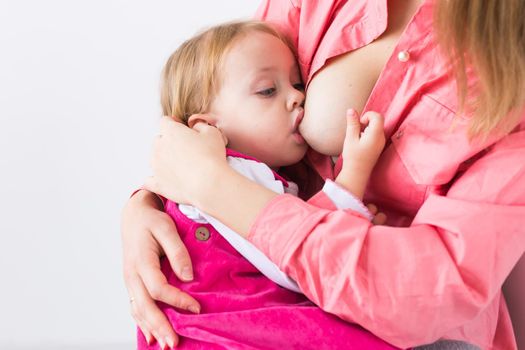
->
[287, 88, 305, 111]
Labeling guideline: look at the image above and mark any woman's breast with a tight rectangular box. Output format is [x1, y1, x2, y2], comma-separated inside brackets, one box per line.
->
[301, 33, 400, 156]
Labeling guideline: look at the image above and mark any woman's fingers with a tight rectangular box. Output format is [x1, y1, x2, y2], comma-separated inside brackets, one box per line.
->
[152, 215, 195, 282]
[138, 260, 201, 313]
[160, 115, 185, 134]
[150, 116, 228, 206]
[148, 211, 199, 309]
[136, 317, 154, 346]
[126, 272, 179, 349]
[191, 120, 229, 146]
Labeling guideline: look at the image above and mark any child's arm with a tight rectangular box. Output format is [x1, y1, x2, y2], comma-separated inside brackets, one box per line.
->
[335, 109, 385, 200]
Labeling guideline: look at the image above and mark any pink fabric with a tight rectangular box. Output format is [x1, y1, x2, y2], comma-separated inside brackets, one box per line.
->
[250, 0, 525, 349]
[137, 151, 401, 349]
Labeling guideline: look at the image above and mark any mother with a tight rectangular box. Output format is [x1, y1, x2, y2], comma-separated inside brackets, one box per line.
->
[122, 0, 525, 348]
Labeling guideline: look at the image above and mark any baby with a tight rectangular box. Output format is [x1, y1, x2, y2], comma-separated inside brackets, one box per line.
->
[139, 20, 389, 349]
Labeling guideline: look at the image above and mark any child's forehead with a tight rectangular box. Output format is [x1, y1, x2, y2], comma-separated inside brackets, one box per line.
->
[224, 32, 298, 74]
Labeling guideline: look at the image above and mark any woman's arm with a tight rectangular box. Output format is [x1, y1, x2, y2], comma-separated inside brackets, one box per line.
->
[245, 131, 525, 348]
[148, 118, 525, 349]
[145, 119, 275, 236]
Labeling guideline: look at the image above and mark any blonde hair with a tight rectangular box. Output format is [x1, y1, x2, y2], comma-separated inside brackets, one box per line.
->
[435, 0, 525, 138]
[161, 20, 295, 124]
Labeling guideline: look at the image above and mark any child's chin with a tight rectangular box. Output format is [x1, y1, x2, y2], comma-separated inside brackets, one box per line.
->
[282, 151, 308, 167]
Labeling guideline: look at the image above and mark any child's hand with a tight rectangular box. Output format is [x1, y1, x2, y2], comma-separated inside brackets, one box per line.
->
[367, 203, 388, 225]
[335, 109, 385, 199]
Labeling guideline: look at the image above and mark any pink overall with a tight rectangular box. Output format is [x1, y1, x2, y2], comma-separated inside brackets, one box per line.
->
[137, 153, 401, 350]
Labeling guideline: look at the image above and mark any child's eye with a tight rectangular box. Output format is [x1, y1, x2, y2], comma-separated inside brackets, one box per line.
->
[257, 87, 276, 97]
[293, 83, 305, 91]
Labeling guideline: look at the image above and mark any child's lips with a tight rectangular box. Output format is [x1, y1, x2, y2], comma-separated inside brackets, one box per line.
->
[293, 109, 304, 133]
[292, 131, 305, 144]
[292, 109, 305, 144]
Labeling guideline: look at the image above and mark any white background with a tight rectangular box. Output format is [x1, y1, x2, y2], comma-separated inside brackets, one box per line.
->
[0, 1, 259, 348]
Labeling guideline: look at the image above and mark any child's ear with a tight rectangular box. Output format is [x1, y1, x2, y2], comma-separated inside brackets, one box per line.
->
[187, 113, 218, 129]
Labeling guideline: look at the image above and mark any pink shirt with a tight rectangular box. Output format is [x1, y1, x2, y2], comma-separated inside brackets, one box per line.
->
[251, 0, 525, 349]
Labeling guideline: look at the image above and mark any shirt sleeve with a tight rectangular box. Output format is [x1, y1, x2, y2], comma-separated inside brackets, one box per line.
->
[305, 181, 372, 221]
[247, 132, 525, 348]
[322, 180, 374, 221]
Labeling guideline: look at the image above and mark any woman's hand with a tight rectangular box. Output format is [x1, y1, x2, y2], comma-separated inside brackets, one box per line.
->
[335, 109, 385, 199]
[121, 190, 201, 348]
[145, 116, 228, 206]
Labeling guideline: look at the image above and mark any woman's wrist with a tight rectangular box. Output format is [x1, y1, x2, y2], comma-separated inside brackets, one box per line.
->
[191, 161, 233, 211]
[194, 163, 277, 237]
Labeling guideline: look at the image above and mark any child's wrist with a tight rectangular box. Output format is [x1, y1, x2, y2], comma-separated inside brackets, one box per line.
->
[335, 164, 372, 200]
[335, 177, 365, 200]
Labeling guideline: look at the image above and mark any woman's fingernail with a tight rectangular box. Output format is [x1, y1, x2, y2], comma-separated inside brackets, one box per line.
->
[158, 339, 166, 349]
[181, 267, 193, 281]
[145, 333, 152, 345]
[188, 305, 200, 314]
[166, 337, 175, 348]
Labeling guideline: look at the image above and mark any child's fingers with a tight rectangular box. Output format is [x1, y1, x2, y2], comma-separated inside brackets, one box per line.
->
[367, 112, 384, 129]
[362, 112, 385, 138]
[366, 203, 378, 215]
[372, 212, 388, 225]
[344, 108, 361, 140]
[360, 111, 383, 127]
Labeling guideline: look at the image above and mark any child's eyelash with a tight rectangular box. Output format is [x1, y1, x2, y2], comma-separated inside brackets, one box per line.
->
[257, 88, 276, 96]
[257, 83, 303, 97]
[293, 83, 305, 90]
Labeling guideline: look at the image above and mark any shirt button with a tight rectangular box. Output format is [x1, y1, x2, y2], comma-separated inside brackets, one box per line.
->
[396, 130, 404, 139]
[195, 226, 210, 241]
[397, 50, 410, 62]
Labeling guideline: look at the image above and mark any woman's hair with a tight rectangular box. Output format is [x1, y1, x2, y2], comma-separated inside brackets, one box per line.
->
[435, 0, 525, 138]
[161, 20, 295, 124]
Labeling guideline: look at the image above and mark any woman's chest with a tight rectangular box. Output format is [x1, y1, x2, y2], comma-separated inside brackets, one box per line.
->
[306, 33, 400, 115]
[305, 0, 421, 114]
